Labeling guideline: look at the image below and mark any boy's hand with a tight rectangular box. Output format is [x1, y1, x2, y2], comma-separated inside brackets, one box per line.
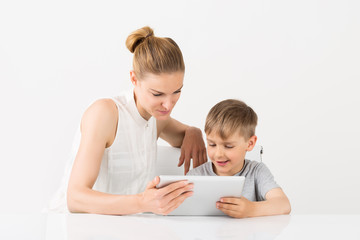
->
[216, 197, 255, 218]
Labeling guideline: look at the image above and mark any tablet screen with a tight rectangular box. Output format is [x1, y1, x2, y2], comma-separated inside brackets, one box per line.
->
[157, 175, 245, 216]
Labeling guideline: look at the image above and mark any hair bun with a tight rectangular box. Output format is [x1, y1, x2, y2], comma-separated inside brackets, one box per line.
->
[126, 26, 154, 53]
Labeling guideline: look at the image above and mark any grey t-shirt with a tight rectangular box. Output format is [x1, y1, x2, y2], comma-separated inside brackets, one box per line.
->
[186, 160, 280, 201]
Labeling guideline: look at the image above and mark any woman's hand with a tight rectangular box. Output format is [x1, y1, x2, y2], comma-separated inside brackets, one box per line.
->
[138, 176, 194, 215]
[178, 127, 207, 174]
[216, 197, 255, 218]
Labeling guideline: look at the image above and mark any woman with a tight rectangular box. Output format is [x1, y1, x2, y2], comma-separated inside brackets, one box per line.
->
[50, 26, 207, 215]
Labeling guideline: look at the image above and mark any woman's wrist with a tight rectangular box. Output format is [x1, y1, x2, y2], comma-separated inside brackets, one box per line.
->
[134, 192, 146, 213]
[184, 126, 202, 137]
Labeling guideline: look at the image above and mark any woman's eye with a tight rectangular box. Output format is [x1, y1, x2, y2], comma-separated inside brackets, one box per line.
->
[152, 93, 162, 97]
[208, 144, 216, 147]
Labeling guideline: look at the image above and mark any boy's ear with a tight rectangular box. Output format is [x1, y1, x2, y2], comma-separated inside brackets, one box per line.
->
[246, 135, 257, 151]
[130, 70, 138, 86]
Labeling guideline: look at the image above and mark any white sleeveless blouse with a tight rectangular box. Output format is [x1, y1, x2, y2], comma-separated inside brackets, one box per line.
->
[47, 90, 157, 212]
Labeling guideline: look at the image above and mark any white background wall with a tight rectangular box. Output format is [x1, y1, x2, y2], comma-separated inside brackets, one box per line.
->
[1, 0, 359, 214]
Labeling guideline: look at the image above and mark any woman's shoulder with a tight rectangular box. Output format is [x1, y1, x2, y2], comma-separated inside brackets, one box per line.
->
[81, 99, 118, 138]
[85, 98, 118, 119]
[88, 90, 131, 112]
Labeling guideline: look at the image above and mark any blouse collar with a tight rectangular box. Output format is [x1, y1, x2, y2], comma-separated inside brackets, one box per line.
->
[127, 90, 152, 127]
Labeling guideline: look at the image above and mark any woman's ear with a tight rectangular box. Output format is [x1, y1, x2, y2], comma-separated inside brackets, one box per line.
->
[130, 70, 138, 86]
[246, 135, 257, 151]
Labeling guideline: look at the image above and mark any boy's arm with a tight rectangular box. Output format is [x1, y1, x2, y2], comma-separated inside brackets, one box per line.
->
[217, 188, 291, 218]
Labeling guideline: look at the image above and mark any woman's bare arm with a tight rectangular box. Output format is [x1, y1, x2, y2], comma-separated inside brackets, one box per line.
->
[158, 118, 207, 174]
[67, 99, 192, 215]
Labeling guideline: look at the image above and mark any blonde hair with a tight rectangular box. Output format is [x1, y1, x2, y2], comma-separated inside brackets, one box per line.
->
[125, 26, 185, 79]
[205, 99, 258, 140]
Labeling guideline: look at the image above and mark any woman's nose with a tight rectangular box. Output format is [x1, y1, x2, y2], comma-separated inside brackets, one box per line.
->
[161, 97, 173, 110]
[161, 101, 170, 110]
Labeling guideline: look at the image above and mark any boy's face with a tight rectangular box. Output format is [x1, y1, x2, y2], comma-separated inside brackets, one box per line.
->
[206, 131, 257, 176]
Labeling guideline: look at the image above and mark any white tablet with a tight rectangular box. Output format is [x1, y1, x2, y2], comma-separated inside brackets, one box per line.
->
[157, 175, 245, 216]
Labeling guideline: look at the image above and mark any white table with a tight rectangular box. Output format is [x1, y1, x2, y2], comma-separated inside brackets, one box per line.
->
[1, 214, 359, 240]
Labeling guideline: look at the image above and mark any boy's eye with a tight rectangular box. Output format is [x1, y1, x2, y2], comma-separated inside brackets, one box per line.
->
[174, 90, 181, 94]
[225, 145, 234, 149]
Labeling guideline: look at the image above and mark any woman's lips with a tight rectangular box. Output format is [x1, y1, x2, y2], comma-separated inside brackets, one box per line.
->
[158, 110, 170, 115]
[216, 160, 230, 167]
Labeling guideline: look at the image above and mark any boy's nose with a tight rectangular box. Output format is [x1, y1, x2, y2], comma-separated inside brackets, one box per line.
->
[214, 147, 225, 159]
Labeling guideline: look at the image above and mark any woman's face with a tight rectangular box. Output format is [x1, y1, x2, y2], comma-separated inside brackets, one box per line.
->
[132, 71, 184, 121]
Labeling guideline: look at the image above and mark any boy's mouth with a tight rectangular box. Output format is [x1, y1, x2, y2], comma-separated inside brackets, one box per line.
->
[216, 160, 230, 167]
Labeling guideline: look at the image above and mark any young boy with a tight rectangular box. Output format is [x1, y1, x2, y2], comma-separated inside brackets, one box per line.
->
[187, 99, 291, 218]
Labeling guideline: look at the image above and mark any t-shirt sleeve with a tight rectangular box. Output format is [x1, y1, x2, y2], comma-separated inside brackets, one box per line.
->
[255, 163, 280, 200]
[186, 166, 202, 176]
[186, 169, 197, 176]
[186, 162, 212, 176]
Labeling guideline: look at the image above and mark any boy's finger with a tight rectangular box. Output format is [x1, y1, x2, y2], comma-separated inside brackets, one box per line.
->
[217, 202, 236, 211]
[220, 197, 239, 204]
[217, 206, 238, 218]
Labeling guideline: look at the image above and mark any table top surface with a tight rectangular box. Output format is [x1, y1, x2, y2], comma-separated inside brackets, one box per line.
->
[1, 213, 359, 240]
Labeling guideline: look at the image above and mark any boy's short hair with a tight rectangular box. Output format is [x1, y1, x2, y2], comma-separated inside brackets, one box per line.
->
[205, 99, 258, 140]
